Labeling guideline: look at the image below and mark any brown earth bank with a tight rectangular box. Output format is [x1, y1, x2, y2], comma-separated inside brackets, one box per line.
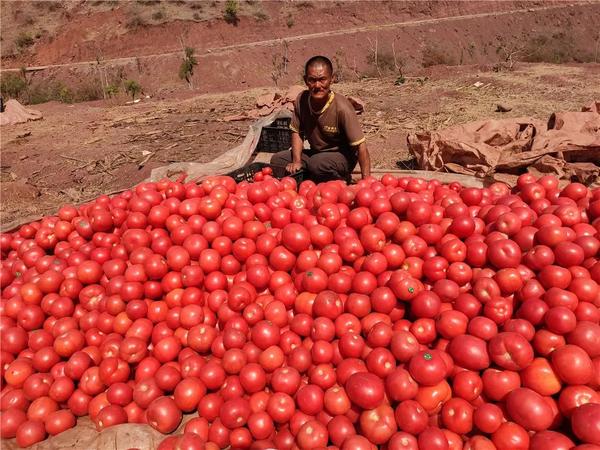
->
[1, 1, 599, 101]
[2, 62, 600, 228]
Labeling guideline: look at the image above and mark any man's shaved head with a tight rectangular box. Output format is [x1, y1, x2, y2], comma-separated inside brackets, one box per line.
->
[304, 55, 333, 76]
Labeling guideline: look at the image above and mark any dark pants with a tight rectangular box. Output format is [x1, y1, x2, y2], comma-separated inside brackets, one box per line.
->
[270, 149, 357, 183]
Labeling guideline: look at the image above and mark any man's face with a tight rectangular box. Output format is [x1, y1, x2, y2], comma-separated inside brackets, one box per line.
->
[304, 63, 332, 101]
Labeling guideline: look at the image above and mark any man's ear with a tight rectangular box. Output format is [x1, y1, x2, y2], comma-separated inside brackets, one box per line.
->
[303, 75, 308, 85]
[332, 72, 339, 84]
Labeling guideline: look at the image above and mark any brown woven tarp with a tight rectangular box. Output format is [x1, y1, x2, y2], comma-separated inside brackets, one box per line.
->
[0, 99, 43, 126]
[407, 101, 600, 186]
[0, 415, 201, 450]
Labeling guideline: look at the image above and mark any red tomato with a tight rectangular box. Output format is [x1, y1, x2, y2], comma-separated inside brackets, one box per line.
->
[345, 372, 384, 410]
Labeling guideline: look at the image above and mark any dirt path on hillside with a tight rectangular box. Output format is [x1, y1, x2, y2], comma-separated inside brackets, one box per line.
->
[2, 62, 600, 228]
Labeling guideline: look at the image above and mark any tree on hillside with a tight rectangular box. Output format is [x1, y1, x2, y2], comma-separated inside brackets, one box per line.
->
[179, 47, 198, 89]
[124, 80, 141, 101]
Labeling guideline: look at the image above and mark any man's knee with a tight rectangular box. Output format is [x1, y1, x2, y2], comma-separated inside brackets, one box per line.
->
[270, 150, 293, 178]
[306, 153, 349, 181]
[270, 150, 292, 166]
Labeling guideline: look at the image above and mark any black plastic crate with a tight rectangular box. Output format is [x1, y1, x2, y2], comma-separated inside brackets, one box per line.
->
[226, 162, 304, 183]
[272, 117, 291, 128]
[258, 126, 292, 153]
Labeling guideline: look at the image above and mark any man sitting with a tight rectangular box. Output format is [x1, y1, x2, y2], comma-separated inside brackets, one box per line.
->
[271, 55, 371, 182]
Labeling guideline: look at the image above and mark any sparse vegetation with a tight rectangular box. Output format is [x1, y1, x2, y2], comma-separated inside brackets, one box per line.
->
[422, 43, 456, 67]
[124, 80, 142, 101]
[152, 10, 165, 21]
[286, 14, 294, 28]
[75, 83, 104, 102]
[253, 10, 268, 22]
[295, 1, 313, 8]
[365, 39, 404, 78]
[271, 50, 290, 86]
[366, 51, 396, 73]
[0, 73, 27, 99]
[179, 47, 198, 88]
[135, 57, 143, 74]
[223, 0, 239, 25]
[15, 32, 34, 50]
[522, 33, 594, 64]
[490, 31, 596, 72]
[33, 1, 61, 11]
[126, 13, 146, 29]
[193, 13, 201, 20]
[332, 53, 345, 82]
[105, 84, 119, 98]
[26, 82, 72, 104]
[467, 42, 476, 58]
[23, 80, 104, 105]
[493, 43, 523, 72]
[47, 1, 62, 11]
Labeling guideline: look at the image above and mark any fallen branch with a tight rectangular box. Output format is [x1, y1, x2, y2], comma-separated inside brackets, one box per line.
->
[138, 152, 155, 170]
[60, 154, 89, 164]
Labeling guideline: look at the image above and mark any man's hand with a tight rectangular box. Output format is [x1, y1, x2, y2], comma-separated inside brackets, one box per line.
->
[286, 162, 303, 174]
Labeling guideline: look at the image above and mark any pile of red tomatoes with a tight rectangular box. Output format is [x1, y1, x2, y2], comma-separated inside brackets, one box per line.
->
[1, 171, 600, 450]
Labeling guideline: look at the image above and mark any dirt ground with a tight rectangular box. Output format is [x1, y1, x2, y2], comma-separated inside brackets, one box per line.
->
[2, 61, 599, 228]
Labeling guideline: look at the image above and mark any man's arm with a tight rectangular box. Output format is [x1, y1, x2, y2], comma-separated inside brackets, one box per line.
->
[356, 141, 371, 179]
[286, 131, 304, 174]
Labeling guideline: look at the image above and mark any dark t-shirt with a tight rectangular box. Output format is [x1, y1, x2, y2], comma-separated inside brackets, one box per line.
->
[290, 90, 365, 153]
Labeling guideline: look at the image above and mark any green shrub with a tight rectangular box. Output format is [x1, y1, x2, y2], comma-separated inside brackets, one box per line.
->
[105, 84, 119, 98]
[26, 82, 72, 105]
[15, 32, 34, 50]
[179, 47, 198, 85]
[30, 81, 103, 104]
[57, 86, 74, 103]
[152, 10, 165, 21]
[124, 80, 142, 100]
[223, 0, 239, 24]
[0, 73, 27, 99]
